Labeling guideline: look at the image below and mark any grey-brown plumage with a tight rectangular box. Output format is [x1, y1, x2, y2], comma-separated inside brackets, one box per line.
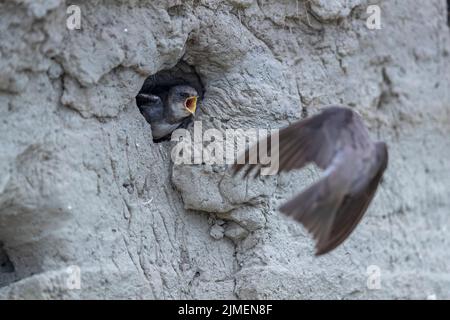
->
[137, 85, 198, 142]
[233, 106, 388, 256]
[136, 63, 203, 143]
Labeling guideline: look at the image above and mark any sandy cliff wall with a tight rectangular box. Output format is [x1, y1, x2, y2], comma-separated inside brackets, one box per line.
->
[0, 0, 449, 299]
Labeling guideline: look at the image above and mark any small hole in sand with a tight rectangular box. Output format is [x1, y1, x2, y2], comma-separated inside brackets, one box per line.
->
[136, 61, 204, 143]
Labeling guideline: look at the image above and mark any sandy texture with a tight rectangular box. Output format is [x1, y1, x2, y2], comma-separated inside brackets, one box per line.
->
[0, 0, 449, 299]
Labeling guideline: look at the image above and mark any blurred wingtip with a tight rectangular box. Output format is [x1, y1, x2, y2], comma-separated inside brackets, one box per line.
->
[314, 246, 331, 256]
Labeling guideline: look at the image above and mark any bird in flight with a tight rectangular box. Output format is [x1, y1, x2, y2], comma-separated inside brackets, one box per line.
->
[233, 106, 388, 255]
[136, 63, 203, 142]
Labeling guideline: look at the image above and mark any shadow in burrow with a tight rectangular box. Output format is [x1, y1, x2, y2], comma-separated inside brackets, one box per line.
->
[135, 61, 205, 143]
[0, 145, 75, 289]
[133, 59, 273, 242]
[0, 241, 15, 287]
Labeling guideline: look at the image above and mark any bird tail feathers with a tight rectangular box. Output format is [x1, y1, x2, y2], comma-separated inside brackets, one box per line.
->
[279, 172, 347, 254]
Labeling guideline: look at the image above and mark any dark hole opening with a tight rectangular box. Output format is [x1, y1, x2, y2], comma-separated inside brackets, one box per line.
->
[136, 61, 205, 143]
[0, 242, 14, 273]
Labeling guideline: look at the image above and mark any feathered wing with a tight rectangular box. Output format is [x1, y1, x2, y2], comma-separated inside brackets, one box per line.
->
[233, 106, 387, 255]
[280, 143, 388, 256]
[314, 145, 388, 255]
[279, 168, 349, 250]
[152, 116, 193, 143]
[136, 94, 164, 122]
[233, 107, 357, 177]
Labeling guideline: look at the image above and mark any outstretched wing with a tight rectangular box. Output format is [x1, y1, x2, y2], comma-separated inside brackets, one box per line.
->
[279, 151, 387, 256]
[233, 106, 369, 177]
[233, 106, 387, 256]
[313, 143, 388, 255]
[279, 139, 387, 256]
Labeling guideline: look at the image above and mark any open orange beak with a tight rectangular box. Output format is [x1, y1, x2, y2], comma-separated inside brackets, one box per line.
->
[184, 96, 197, 114]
